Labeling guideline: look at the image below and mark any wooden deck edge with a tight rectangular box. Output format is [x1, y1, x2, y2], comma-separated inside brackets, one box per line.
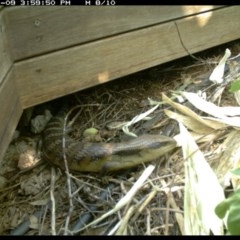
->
[0, 8, 22, 162]
[5, 5, 224, 61]
[14, 6, 240, 109]
[0, 8, 12, 84]
[0, 69, 23, 161]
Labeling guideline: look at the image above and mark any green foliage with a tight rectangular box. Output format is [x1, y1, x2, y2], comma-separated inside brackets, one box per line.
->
[229, 79, 240, 93]
[231, 167, 240, 176]
[215, 188, 240, 235]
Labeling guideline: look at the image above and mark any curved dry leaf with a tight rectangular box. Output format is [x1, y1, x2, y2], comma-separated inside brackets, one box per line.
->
[182, 92, 240, 125]
[162, 93, 225, 130]
[122, 104, 159, 137]
[203, 116, 240, 128]
[178, 123, 225, 235]
[164, 109, 213, 134]
[214, 130, 240, 189]
[209, 48, 231, 84]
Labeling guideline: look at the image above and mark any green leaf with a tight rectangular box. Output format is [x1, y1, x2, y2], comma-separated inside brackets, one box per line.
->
[231, 167, 240, 177]
[229, 79, 240, 93]
[227, 204, 240, 235]
[215, 200, 230, 219]
[215, 189, 240, 235]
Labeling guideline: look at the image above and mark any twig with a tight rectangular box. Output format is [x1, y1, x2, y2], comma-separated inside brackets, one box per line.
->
[73, 165, 155, 233]
[62, 106, 82, 235]
[161, 179, 170, 235]
[39, 202, 50, 235]
[108, 221, 121, 235]
[50, 167, 56, 235]
[115, 205, 136, 235]
[132, 188, 158, 222]
[146, 208, 151, 235]
[167, 191, 185, 235]
[161, 179, 185, 235]
[71, 182, 116, 234]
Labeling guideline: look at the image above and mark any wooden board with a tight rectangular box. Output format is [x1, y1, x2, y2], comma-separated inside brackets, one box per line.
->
[0, 7, 22, 162]
[4, 5, 223, 61]
[0, 9, 12, 84]
[175, 6, 240, 54]
[14, 6, 240, 109]
[0, 70, 22, 161]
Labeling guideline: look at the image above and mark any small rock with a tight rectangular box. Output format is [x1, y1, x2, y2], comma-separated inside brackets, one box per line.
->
[18, 149, 40, 170]
[31, 110, 52, 134]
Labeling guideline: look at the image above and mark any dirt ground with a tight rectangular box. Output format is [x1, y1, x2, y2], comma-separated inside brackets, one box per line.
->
[1, 39, 240, 235]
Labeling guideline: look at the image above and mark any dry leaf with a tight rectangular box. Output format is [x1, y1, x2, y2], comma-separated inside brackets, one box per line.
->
[162, 93, 226, 130]
[209, 48, 231, 84]
[164, 109, 213, 134]
[29, 215, 39, 230]
[214, 130, 240, 189]
[177, 123, 225, 235]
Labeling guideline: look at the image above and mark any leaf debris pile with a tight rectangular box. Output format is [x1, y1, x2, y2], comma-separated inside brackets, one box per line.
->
[1, 40, 240, 235]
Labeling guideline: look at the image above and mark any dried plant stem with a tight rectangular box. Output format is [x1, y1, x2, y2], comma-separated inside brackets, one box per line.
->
[75, 165, 155, 233]
[62, 107, 80, 235]
[132, 189, 158, 222]
[168, 192, 185, 235]
[61, 105, 85, 235]
[50, 167, 56, 235]
[115, 205, 136, 235]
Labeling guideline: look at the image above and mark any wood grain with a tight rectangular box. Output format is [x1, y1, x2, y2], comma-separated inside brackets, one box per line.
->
[0, 70, 22, 161]
[0, 7, 21, 162]
[14, 6, 240, 109]
[4, 6, 223, 61]
[0, 9, 12, 84]
[175, 6, 239, 54]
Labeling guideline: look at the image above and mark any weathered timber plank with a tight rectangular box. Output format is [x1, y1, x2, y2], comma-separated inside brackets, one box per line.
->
[0, 70, 22, 161]
[0, 7, 21, 162]
[0, 9, 12, 84]
[14, 6, 240, 109]
[176, 6, 240, 54]
[4, 5, 223, 61]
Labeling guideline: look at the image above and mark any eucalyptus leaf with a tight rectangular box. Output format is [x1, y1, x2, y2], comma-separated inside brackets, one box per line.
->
[178, 123, 225, 235]
[215, 200, 230, 219]
[209, 48, 231, 84]
[231, 168, 240, 177]
[215, 189, 240, 235]
[229, 79, 240, 93]
[227, 204, 240, 235]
